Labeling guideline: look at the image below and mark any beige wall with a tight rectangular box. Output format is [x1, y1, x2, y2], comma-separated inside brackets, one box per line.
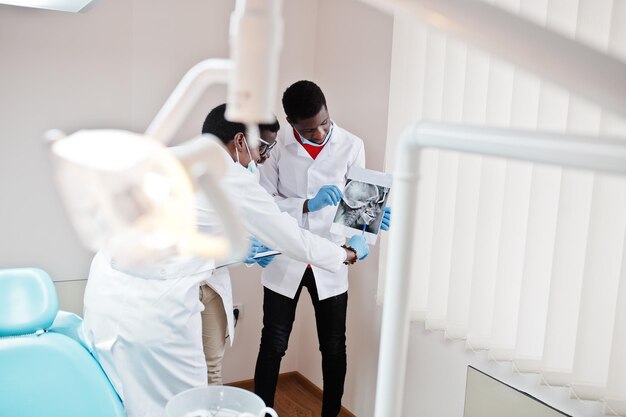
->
[54, 280, 88, 316]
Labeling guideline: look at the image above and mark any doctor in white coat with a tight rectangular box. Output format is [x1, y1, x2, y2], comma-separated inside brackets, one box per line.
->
[82, 103, 370, 417]
[255, 81, 390, 417]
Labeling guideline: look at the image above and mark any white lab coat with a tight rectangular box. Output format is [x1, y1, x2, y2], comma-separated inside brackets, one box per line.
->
[82, 143, 348, 417]
[259, 123, 365, 300]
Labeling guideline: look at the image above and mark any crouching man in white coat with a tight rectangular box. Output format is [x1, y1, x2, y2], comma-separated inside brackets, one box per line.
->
[82, 103, 370, 417]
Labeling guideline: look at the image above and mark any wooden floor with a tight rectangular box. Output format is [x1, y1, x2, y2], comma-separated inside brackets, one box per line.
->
[229, 372, 355, 417]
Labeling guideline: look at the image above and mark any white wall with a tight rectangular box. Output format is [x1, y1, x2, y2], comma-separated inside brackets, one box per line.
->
[403, 323, 606, 417]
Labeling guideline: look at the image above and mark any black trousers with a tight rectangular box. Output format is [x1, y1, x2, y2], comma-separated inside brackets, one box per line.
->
[254, 268, 348, 417]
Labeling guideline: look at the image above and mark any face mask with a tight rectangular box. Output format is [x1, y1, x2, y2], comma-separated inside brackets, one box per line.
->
[299, 122, 333, 147]
[236, 137, 261, 182]
[247, 160, 260, 182]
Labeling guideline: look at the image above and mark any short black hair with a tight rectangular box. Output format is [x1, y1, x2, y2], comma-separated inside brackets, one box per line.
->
[282, 80, 327, 123]
[202, 103, 280, 144]
[259, 119, 280, 134]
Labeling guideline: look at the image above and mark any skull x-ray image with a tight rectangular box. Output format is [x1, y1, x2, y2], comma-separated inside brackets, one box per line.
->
[333, 179, 390, 234]
[330, 166, 392, 244]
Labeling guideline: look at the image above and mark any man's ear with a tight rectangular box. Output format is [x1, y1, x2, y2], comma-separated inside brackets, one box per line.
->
[233, 132, 246, 150]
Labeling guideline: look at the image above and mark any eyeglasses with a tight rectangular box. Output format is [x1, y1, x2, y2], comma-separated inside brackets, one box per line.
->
[258, 138, 276, 158]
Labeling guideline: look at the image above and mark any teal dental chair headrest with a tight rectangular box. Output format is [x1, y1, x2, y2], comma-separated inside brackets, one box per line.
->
[0, 267, 126, 417]
[0, 268, 59, 336]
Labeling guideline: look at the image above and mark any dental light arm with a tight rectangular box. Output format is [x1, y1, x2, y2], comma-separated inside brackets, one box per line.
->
[147, 0, 283, 148]
[145, 60, 232, 145]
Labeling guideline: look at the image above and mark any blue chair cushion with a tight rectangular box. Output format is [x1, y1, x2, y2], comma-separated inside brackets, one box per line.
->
[0, 268, 59, 336]
[0, 332, 125, 417]
[49, 310, 91, 351]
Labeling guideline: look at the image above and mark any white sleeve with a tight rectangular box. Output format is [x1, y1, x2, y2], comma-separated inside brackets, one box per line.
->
[259, 146, 307, 226]
[225, 168, 346, 272]
[195, 194, 223, 236]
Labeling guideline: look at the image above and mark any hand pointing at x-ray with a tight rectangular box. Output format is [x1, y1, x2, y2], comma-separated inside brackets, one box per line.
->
[305, 185, 343, 212]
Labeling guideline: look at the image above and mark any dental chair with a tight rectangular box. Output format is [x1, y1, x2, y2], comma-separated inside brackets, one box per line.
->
[0, 268, 125, 417]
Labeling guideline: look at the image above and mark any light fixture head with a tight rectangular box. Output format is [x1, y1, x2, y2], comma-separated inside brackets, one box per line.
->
[48, 130, 235, 269]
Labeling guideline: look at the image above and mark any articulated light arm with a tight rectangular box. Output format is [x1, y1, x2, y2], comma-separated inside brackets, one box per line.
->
[145, 59, 232, 144]
[147, 0, 283, 147]
[374, 123, 626, 417]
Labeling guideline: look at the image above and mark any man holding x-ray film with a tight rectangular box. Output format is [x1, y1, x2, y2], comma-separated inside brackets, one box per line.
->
[255, 81, 391, 417]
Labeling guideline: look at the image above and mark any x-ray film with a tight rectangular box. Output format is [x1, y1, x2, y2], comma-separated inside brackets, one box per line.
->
[330, 166, 392, 244]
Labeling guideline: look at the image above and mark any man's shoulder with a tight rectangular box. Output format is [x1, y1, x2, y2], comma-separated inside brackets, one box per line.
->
[333, 124, 364, 146]
[272, 129, 300, 156]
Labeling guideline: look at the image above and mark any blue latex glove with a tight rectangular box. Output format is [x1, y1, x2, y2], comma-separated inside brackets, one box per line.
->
[307, 185, 343, 212]
[381, 207, 391, 231]
[244, 237, 264, 264]
[244, 237, 276, 268]
[347, 235, 369, 260]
